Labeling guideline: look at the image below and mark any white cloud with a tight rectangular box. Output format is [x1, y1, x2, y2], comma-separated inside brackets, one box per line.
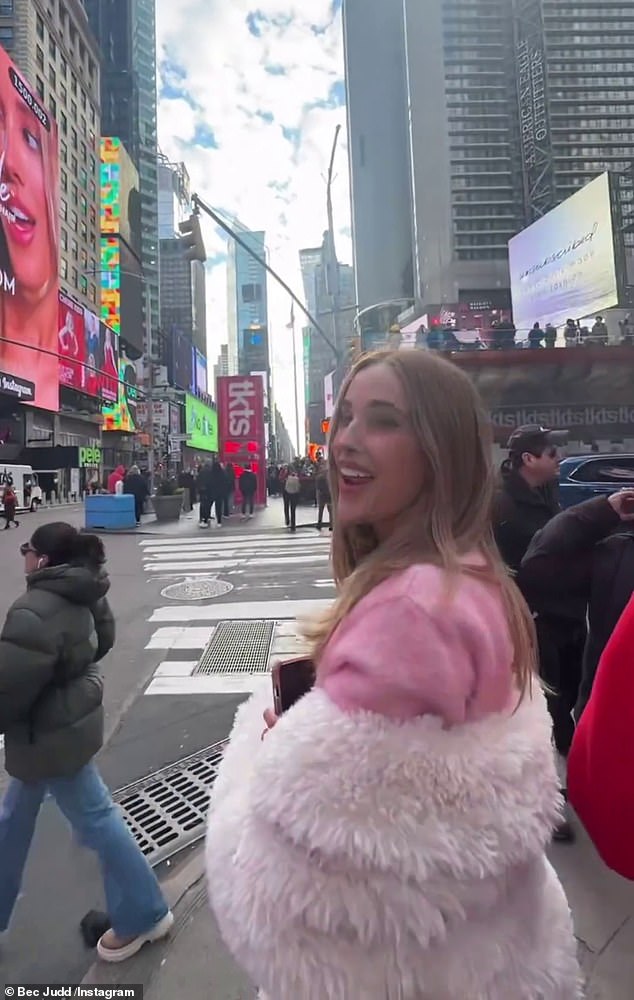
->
[156, 0, 350, 450]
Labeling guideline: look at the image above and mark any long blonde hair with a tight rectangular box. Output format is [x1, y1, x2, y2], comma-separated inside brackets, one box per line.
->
[309, 349, 536, 696]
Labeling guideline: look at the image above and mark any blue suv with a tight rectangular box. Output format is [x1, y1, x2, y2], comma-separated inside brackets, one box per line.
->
[559, 454, 634, 509]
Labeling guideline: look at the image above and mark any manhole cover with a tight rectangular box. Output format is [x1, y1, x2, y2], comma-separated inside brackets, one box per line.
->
[195, 619, 274, 674]
[161, 578, 234, 601]
[113, 740, 227, 866]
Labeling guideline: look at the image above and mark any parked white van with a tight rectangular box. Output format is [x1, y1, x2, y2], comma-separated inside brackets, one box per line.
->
[0, 465, 43, 513]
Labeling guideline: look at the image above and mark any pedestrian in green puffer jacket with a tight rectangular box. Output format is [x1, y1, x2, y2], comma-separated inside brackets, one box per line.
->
[0, 522, 174, 963]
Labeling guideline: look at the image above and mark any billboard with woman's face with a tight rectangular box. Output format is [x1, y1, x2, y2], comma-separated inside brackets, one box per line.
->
[0, 46, 59, 411]
[58, 291, 86, 390]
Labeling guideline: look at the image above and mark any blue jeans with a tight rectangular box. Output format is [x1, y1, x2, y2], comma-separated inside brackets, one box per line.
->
[0, 761, 168, 936]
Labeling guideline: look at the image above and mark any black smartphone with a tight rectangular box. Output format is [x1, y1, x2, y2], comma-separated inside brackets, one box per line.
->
[271, 657, 315, 715]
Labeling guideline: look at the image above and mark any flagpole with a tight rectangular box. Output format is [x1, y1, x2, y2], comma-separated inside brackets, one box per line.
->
[290, 305, 302, 457]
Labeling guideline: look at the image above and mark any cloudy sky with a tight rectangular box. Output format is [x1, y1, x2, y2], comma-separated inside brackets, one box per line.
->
[155, 0, 351, 448]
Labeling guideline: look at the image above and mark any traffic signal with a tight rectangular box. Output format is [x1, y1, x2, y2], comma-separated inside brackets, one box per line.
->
[179, 213, 207, 263]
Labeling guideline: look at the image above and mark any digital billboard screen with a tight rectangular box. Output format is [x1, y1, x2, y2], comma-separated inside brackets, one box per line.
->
[185, 392, 218, 452]
[58, 291, 119, 402]
[171, 329, 194, 391]
[102, 350, 138, 432]
[194, 348, 207, 394]
[0, 44, 59, 411]
[100, 136, 141, 257]
[83, 308, 119, 402]
[100, 235, 120, 334]
[58, 291, 86, 391]
[509, 173, 620, 336]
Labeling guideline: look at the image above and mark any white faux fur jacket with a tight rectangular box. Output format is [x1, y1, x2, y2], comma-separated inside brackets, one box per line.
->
[206, 683, 582, 999]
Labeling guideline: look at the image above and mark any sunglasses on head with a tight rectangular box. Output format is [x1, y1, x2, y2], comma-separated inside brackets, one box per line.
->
[19, 542, 37, 556]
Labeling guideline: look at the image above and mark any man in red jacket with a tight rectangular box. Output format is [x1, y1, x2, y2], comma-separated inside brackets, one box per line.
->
[568, 594, 634, 881]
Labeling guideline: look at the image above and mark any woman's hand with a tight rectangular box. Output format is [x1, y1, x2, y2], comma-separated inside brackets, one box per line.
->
[261, 707, 279, 740]
[608, 488, 634, 521]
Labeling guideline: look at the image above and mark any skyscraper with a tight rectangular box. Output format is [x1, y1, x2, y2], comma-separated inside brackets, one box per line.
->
[342, 0, 413, 312]
[156, 155, 207, 361]
[227, 231, 270, 378]
[402, 0, 523, 307]
[299, 239, 355, 445]
[84, 0, 160, 356]
[344, 0, 634, 320]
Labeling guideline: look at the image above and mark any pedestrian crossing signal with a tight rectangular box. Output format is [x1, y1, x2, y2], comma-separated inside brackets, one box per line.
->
[321, 419, 330, 435]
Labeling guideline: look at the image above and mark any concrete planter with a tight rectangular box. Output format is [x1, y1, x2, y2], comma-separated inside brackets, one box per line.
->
[152, 493, 182, 523]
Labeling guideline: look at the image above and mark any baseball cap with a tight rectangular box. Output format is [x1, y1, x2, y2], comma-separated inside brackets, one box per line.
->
[507, 425, 568, 454]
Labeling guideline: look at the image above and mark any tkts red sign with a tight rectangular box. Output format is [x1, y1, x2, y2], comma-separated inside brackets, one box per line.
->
[217, 375, 266, 504]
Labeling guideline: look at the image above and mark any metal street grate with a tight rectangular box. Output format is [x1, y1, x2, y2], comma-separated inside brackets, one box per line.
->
[113, 740, 227, 866]
[194, 619, 274, 675]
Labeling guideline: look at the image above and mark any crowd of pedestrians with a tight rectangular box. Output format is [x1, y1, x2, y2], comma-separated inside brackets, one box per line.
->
[193, 460, 259, 527]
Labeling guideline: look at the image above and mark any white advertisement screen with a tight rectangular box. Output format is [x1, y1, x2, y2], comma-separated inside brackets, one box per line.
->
[509, 173, 619, 336]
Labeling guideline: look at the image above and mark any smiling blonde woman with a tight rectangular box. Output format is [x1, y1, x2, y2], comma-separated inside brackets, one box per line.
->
[206, 349, 581, 999]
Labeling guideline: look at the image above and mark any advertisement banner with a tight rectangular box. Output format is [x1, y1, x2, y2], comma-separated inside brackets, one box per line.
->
[185, 392, 218, 452]
[509, 173, 619, 336]
[217, 375, 266, 504]
[0, 45, 59, 411]
[151, 401, 169, 430]
[83, 308, 119, 402]
[455, 351, 634, 442]
[169, 403, 181, 436]
[513, 0, 555, 221]
[58, 292, 86, 391]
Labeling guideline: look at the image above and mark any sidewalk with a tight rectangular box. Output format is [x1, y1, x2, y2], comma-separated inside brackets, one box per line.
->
[82, 847, 255, 999]
[138, 496, 322, 537]
[81, 806, 634, 998]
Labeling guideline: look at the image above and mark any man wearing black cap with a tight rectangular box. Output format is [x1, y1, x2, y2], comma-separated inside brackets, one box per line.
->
[494, 425, 575, 842]
[493, 425, 567, 573]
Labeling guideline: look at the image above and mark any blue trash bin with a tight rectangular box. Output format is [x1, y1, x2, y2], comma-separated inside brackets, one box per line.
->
[84, 494, 136, 531]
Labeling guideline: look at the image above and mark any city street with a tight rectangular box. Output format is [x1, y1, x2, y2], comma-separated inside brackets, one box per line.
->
[1, 501, 633, 997]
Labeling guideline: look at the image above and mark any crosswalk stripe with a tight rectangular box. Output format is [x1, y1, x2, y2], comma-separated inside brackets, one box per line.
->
[140, 528, 331, 578]
[144, 554, 329, 573]
[145, 548, 329, 563]
[140, 534, 330, 551]
[148, 598, 332, 624]
[139, 530, 326, 548]
[141, 544, 329, 558]
[145, 674, 271, 696]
